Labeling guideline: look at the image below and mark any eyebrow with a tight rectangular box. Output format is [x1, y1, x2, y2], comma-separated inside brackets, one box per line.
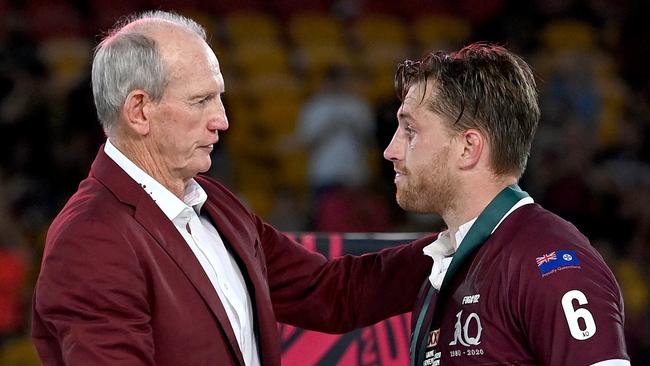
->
[188, 92, 217, 101]
[398, 110, 413, 121]
[189, 92, 212, 99]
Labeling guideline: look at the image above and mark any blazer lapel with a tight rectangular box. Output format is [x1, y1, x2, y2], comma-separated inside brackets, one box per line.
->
[91, 146, 246, 366]
[134, 197, 245, 365]
[201, 194, 280, 366]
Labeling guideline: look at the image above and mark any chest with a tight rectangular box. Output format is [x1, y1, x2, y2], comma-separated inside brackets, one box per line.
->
[423, 248, 536, 365]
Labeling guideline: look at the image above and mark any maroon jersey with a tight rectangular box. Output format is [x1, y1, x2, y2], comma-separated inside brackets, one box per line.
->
[415, 203, 628, 365]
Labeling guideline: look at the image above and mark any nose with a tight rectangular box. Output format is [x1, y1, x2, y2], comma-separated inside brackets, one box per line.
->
[383, 128, 404, 162]
[208, 98, 229, 132]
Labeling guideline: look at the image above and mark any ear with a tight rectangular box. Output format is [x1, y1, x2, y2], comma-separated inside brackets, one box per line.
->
[457, 128, 485, 170]
[121, 89, 152, 136]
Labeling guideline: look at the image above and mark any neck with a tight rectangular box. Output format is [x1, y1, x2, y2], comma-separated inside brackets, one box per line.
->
[111, 136, 187, 199]
[442, 175, 517, 231]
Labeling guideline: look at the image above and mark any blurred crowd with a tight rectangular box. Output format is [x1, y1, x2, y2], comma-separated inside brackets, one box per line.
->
[0, 0, 648, 364]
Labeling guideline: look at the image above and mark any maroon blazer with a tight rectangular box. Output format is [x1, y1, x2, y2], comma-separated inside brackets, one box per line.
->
[32, 147, 434, 366]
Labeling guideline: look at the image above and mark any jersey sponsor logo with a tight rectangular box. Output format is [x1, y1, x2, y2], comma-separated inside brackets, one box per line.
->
[536, 249, 581, 275]
[427, 329, 440, 347]
[449, 310, 482, 346]
[447, 310, 485, 360]
[462, 294, 480, 305]
[423, 330, 441, 366]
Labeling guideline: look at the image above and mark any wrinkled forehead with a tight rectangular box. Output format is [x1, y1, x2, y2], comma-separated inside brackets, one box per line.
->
[204, 43, 221, 75]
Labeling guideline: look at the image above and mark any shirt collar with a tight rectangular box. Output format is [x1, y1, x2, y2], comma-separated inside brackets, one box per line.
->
[424, 195, 534, 255]
[454, 196, 534, 249]
[453, 217, 477, 251]
[104, 139, 208, 220]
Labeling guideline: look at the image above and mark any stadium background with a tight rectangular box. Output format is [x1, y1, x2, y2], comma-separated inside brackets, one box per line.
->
[0, 0, 648, 364]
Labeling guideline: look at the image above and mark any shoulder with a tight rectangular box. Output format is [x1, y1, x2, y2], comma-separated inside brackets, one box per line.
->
[39, 179, 145, 297]
[497, 204, 601, 266]
[492, 203, 622, 306]
[494, 204, 623, 312]
[503, 204, 588, 244]
[48, 176, 132, 243]
[494, 205, 628, 364]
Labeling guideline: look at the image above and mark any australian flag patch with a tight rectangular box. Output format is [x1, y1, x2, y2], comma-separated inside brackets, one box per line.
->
[536, 250, 580, 275]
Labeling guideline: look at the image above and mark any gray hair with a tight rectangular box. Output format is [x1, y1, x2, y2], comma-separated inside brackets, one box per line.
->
[91, 10, 207, 134]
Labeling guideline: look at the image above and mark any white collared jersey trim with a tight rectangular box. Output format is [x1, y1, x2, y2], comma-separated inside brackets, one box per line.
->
[590, 360, 631, 366]
[492, 196, 534, 233]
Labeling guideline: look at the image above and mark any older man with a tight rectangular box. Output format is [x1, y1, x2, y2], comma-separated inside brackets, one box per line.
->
[385, 44, 630, 365]
[32, 11, 433, 366]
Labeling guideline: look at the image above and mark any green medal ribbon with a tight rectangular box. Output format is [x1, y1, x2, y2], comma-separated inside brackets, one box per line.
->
[410, 185, 529, 366]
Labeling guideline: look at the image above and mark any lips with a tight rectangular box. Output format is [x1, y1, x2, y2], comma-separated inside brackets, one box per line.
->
[393, 166, 407, 184]
[200, 141, 217, 149]
[393, 171, 404, 184]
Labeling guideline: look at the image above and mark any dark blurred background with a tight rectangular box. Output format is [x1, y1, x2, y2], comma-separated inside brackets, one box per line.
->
[0, 0, 648, 364]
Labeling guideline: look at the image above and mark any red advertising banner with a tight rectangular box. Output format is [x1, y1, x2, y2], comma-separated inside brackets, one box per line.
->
[280, 233, 426, 366]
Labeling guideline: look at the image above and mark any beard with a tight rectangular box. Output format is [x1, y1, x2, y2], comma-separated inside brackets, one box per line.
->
[395, 147, 456, 215]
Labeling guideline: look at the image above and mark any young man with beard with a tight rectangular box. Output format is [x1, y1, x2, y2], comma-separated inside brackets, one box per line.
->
[384, 43, 630, 365]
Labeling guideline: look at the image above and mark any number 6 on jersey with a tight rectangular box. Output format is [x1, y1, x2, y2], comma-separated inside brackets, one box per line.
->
[561, 289, 596, 340]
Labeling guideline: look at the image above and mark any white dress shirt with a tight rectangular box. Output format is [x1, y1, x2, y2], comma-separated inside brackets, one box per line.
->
[104, 140, 260, 366]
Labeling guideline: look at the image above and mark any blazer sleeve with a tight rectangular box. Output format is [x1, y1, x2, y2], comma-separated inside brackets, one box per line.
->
[256, 215, 435, 333]
[33, 219, 154, 365]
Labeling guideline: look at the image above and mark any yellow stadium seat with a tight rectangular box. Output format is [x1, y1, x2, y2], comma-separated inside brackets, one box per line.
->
[182, 9, 219, 42]
[39, 36, 92, 93]
[296, 44, 355, 91]
[241, 72, 305, 101]
[541, 19, 597, 52]
[232, 43, 291, 77]
[596, 77, 627, 149]
[277, 149, 308, 192]
[224, 100, 269, 160]
[359, 43, 408, 73]
[413, 15, 471, 51]
[237, 167, 277, 218]
[225, 12, 280, 43]
[288, 12, 344, 47]
[0, 337, 41, 366]
[615, 259, 649, 316]
[362, 66, 398, 105]
[355, 15, 407, 47]
[256, 93, 303, 137]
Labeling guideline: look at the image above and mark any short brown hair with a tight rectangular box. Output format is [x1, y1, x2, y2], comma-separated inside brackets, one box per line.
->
[395, 43, 540, 177]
